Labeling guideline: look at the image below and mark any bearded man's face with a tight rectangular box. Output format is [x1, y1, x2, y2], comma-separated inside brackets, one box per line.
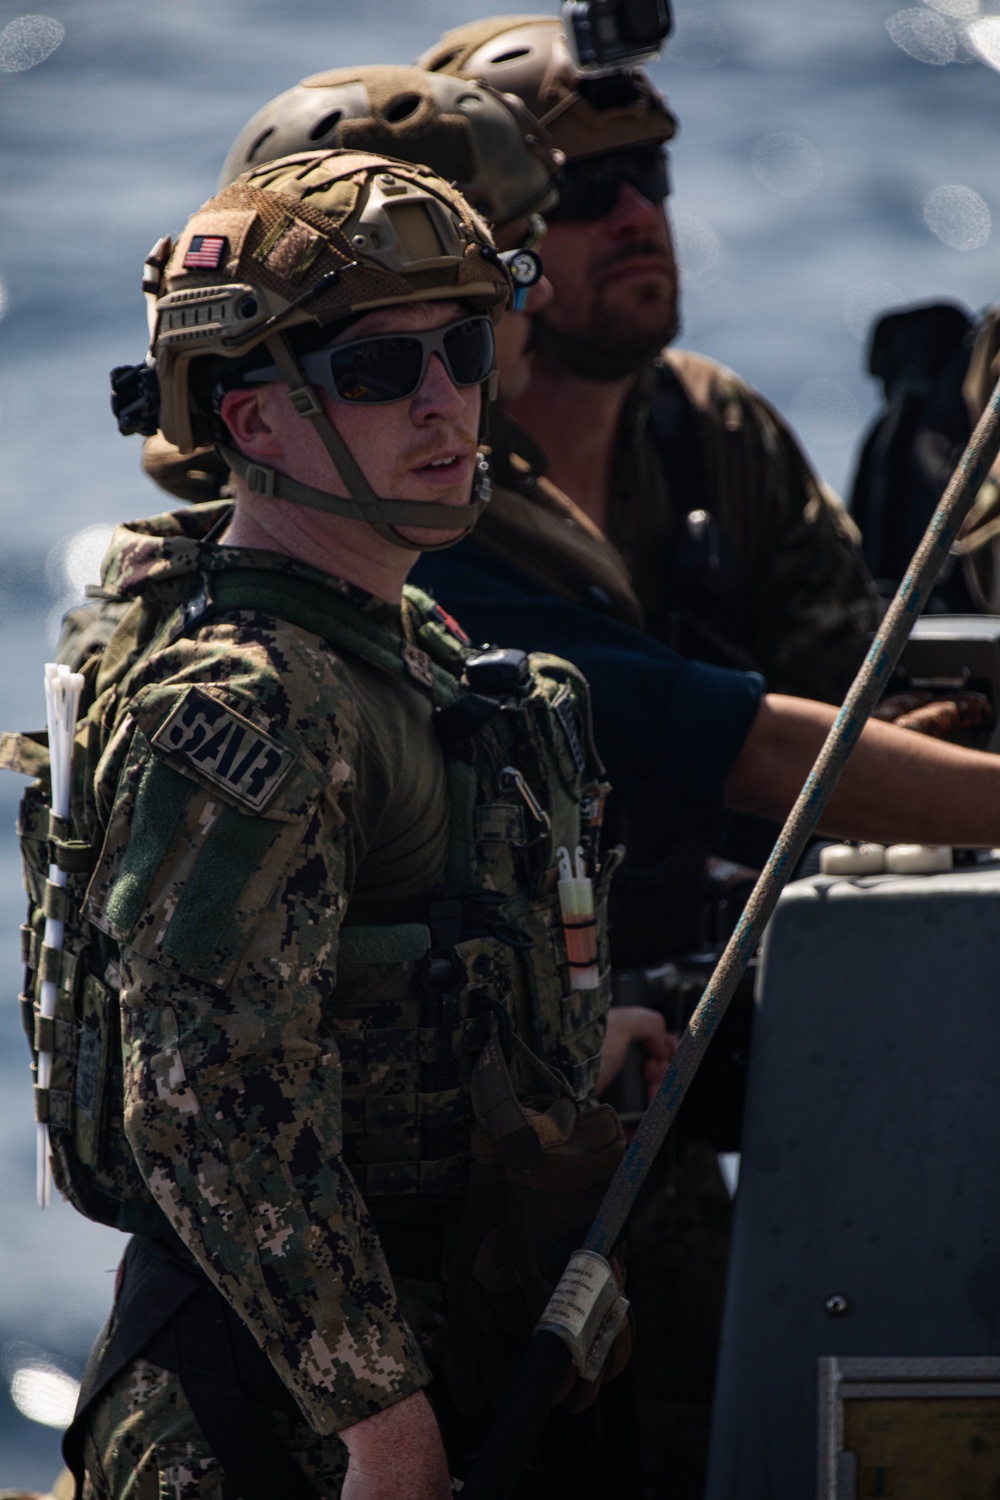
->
[535, 181, 680, 367]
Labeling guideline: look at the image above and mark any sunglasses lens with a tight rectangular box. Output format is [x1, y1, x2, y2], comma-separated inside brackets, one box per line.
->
[321, 318, 493, 404]
[549, 147, 669, 222]
[442, 318, 495, 386]
[328, 335, 424, 403]
[633, 152, 670, 205]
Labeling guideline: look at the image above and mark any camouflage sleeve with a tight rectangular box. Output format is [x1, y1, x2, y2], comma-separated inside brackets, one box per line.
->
[667, 351, 881, 704]
[85, 666, 430, 1437]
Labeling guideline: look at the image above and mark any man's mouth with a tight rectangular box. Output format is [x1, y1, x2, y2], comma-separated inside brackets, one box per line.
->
[411, 450, 471, 485]
[595, 243, 673, 286]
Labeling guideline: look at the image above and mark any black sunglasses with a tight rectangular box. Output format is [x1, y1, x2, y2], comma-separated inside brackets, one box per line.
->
[546, 146, 671, 223]
[246, 315, 496, 405]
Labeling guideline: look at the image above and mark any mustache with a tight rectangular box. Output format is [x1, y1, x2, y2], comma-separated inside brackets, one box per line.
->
[404, 429, 479, 468]
[592, 239, 674, 279]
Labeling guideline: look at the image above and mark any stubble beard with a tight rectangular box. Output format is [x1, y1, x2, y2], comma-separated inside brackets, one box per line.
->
[533, 275, 681, 383]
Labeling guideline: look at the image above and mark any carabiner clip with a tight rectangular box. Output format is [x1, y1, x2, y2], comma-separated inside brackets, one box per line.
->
[500, 766, 552, 840]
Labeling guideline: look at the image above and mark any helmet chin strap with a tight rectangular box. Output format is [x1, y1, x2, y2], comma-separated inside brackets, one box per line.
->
[218, 332, 492, 553]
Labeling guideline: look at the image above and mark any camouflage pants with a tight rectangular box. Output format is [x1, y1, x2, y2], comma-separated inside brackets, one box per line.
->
[79, 1356, 348, 1500]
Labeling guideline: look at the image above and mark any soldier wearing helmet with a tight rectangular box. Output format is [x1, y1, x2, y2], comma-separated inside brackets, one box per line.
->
[410, 17, 878, 1496]
[54, 65, 559, 662]
[59, 150, 630, 1499]
[418, 15, 878, 698]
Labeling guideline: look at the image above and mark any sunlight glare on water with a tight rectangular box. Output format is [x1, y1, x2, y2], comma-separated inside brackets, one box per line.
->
[44, 523, 119, 645]
[0, 14, 64, 73]
[886, 7, 958, 64]
[10, 1363, 80, 1429]
[45, 524, 118, 601]
[922, 184, 991, 250]
[843, 281, 905, 342]
[923, 0, 979, 18]
[966, 14, 1000, 68]
[750, 133, 823, 198]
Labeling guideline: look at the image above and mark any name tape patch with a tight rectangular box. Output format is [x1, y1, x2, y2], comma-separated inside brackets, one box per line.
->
[151, 687, 294, 812]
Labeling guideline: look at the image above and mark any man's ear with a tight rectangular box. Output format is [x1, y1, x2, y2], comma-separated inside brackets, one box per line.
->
[220, 387, 281, 456]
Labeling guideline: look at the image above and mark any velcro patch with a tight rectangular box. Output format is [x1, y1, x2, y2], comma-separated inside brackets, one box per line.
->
[183, 234, 228, 270]
[150, 687, 294, 811]
[554, 690, 587, 777]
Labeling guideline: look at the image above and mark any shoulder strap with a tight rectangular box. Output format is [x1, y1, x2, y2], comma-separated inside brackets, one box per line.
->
[192, 569, 463, 708]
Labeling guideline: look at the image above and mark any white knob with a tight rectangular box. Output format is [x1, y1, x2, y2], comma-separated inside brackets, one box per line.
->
[884, 844, 953, 874]
[819, 842, 886, 876]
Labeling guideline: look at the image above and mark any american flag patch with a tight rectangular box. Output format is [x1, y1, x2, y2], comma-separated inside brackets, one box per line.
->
[183, 234, 228, 270]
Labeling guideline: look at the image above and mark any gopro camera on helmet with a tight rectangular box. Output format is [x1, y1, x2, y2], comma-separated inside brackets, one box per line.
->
[562, 0, 672, 74]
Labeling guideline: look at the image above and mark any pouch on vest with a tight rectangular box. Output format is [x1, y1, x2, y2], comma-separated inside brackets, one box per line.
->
[445, 1022, 630, 1418]
[0, 654, 161, 1232]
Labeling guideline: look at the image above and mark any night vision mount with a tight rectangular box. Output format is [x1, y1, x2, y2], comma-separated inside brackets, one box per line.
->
[562, 0, 672, 74]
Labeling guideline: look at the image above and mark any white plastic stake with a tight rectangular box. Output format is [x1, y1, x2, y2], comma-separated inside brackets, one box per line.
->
[37, 662, 85, 1207]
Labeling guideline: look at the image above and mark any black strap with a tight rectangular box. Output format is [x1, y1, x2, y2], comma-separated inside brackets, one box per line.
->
[62, 1235, 318, 1500]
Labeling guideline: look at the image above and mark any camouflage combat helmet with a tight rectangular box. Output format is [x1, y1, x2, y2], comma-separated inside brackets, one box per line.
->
[219, 64, 563, 231]
[417, 15, 676, 164]
[113, 149, 513, 549]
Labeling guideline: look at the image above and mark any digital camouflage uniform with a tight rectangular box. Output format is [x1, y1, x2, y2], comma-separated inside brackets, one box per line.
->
[57, 501, 614, 1497]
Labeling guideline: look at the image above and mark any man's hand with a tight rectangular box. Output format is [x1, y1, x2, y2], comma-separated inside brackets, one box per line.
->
[597, 1005, 677, 1098]
[340, 1390, 451, 1500]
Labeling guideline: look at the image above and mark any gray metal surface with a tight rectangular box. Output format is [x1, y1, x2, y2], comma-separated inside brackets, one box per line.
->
[897, 616, 1000, 752]
[707, 866, 1000, 1499]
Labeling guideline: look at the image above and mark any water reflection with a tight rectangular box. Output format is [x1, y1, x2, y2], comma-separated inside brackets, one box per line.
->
[671, 207, 723, 288]
[2, 1343, 79, 1431]
[0, 15, 64, 73]
[967, 14, 1000, 68]
[922, 184, 991, 250]
[886, 8, 957, 64]
[790, 378, 861, 447]
[750, 133, 823, 198]
[843, 280, 905, 342]
[925, 0, 979, 20]
[671, 10, 729, 68]
[45, 523, 118, 646]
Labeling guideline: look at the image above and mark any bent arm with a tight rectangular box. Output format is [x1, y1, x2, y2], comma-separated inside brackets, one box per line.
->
[726, 692, 1000, 847]
[341, 1391, 450, 1500]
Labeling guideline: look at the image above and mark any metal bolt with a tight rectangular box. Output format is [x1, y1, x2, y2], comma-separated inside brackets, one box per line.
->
[352, 234, 367, 248]
[825, 1294, 850, 1317]
[379, 174, 396, 185]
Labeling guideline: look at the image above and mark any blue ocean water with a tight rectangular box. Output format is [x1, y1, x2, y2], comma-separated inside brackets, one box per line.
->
[0, 0, 997, 1484]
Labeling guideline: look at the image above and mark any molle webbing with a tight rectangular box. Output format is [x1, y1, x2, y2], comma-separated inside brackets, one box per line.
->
[199, 570, 462, 705]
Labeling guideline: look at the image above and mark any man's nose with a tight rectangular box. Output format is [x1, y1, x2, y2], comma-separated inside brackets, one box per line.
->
[413, 351, 467, 420]
[607, 180, 667, 232]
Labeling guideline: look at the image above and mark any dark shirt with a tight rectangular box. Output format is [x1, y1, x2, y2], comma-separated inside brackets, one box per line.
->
[413, 542, 764, 963]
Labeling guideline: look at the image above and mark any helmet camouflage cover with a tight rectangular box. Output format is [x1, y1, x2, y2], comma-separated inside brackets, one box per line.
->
[153, 148, 509, 454]
[131, 149, 512, 548]
[219, 64, 562, 230]
[417, 15, 677, 163]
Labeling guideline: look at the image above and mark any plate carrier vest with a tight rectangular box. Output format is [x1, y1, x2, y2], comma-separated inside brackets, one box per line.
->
[1, 567, 615, 1233]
